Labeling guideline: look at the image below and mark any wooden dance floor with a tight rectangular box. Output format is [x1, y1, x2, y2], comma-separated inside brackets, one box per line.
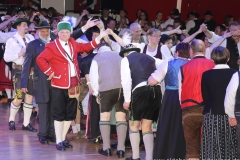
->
[0, 100, 145, 160]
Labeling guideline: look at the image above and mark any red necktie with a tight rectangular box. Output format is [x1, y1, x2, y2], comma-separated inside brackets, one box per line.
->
[23, 38, 28, 46]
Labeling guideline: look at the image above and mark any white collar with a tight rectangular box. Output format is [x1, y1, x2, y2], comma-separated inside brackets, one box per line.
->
[59, 39, 68, 46]
[213, 64, 229, 69]
[194, 54, 205, 57]
[127, 51, 136, 55]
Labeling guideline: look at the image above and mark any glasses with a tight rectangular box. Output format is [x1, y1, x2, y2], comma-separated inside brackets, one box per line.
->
[140, 15, 145, 17]
[150, 35, 161, 38]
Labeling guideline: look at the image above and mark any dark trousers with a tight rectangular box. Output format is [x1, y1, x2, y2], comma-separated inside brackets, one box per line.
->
[51, 88, 77, 121]
[37, 102, 54, 137]
[236, 118, 240, 159]
[182, 106, 204, 159]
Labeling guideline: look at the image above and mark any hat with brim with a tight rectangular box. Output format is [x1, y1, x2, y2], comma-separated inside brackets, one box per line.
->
[35, 20, 50, 30]
[12, 18, 31, 29]
[204, 10, 213, 16]
[119, 45, 141, 58]
[171, 9, 180, 16]
[57, 21, 72, 32]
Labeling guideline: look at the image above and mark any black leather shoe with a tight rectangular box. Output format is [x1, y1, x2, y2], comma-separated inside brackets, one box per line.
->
[47, 136, 56, 142]
[39, 136, 48, 144]
[62, 140, 73, 148]
[111, 143, 117, 149]
[125, 157, 140, 160]
[22, 123, 37, 132]
[56, 142, 66, 151]
[116, 150, 125, 158]
[98, 148, 112, 156]
[93, 136, 103, 145]
[9, 121, 16, 130]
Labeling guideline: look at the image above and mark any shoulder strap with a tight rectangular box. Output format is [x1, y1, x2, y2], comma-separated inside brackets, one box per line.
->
[143, 44, 147, 54]
[156, 45, 162, 59]
[12, 36, 24, 48]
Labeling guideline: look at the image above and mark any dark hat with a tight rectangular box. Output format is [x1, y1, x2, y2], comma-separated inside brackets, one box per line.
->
[90, 26, 100, 33]
[12, 18, 31, 29]
[204, 10, 213, 16]
[188, 11, 200, 18]
[34, 20, 50, 29]
[171, 9, 180, 16]
[119, 44, 141, 57]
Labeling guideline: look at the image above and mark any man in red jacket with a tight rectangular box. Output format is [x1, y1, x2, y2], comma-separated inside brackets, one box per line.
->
[178, 39, 215, 159]
[36, 21, 108, 151]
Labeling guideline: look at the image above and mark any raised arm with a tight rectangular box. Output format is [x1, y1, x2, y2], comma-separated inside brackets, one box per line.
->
[0, 15, 17, 30]
[161, 26, 182, 35]
[182, 24, 205, 43]
[208, 31, 232, 53]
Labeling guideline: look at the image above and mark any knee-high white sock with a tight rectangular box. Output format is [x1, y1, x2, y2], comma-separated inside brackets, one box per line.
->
[116, 121, 127, 151]
[129, 130, 140, 159]
[5, 89, 12, 99]
[54, 120, 64, 144]
[143, 132, 154, 160]
[9, 102, 20, 122]
[76, 124, 81, 132]
[62, 121, 72, 141]
[23, 103, 33, 126]
[72, 125, 78, 133]
[99, 121, 111, 150]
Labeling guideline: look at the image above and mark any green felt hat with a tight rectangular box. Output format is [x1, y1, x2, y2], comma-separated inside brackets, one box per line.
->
[12, 18, 31, 29]
[35, 20, 50, 30]
[57, 21, 72, 32]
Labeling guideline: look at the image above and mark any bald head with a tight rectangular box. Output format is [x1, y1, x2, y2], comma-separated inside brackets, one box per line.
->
[190, 39, 206, 56]
[130, 23, 141, 30]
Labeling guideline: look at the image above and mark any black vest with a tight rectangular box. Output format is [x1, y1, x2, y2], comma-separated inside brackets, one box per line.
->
[188, 20, 200, 35]
[127, 52, 156, 89]
[235, 72, 240, 122]
[226, 37, 239, 70]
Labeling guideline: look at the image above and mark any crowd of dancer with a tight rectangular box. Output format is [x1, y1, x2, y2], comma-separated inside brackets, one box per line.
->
[0, 0, 240, 160]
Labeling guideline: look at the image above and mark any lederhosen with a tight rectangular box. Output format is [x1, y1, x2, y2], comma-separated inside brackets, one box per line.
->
[234, 72, 240, 159]
[12, 36, 33, 99]
[142, 44, 162, 59]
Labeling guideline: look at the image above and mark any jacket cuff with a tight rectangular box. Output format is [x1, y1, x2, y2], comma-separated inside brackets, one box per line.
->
[90, 40, 99, 48]
[44, 67, 53, 76]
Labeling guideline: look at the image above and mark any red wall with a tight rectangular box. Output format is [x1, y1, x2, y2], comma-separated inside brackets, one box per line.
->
[181, 0, 240, 25]
[123, 0, 178, 23]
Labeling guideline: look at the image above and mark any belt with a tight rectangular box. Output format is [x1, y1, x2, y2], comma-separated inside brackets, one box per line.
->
[13, 63, 22, 70]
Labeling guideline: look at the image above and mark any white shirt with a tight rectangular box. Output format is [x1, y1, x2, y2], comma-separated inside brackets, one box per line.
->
[160, 18, 174, 29]
[151, 60, 168, 83]
[205, 48, 211, 59]
[121, 51, 159, 102]
[0, 31, 15, 43]
[186, 18, 197, 32]
[224, 72, 239, 118]
[4, 32, 34, 65]
[59, 39, 76, 77]
[161, 45, 174, 61]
